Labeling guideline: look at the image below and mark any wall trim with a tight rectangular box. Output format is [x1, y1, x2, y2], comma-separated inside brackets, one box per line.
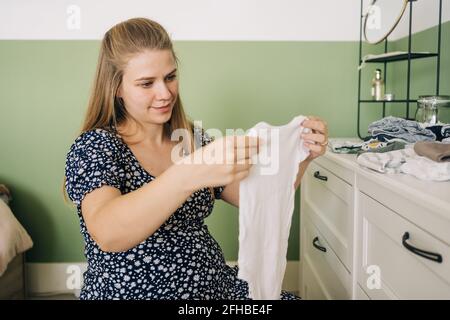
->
[26, 261, 299, 299]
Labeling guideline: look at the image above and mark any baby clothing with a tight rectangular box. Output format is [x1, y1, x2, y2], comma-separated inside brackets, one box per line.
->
[414, 141, 450, 162]
[238, 115, 310, 300]
[357, 147, 450, 181]
[357, 147, 416, 174]
[329, 139, 363, 154]
[368, 116, 436, 143]
[425, 124, 450, 142]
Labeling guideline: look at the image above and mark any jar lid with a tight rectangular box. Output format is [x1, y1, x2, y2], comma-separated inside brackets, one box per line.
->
[417, 95, 450, 108]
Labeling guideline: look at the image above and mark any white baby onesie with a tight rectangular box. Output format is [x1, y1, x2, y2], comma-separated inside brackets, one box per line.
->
[238, 115, 310, 300]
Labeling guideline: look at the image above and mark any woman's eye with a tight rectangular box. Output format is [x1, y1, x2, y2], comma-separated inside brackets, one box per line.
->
[166, 74, 177, 81]
[140, 75, 175, 88]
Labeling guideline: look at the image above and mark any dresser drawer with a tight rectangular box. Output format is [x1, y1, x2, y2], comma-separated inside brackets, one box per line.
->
[355, 283, 370, 300]
[302, 215, 351, 300]
[302, 258, 328, 300]
[358, 172, 450, 246]
[302, 161, 353, 270]
[314, 154, 354, 185]
[357, 192, 450, 299]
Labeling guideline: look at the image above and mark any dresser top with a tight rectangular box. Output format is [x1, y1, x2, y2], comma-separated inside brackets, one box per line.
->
[319, 138, 450, 219]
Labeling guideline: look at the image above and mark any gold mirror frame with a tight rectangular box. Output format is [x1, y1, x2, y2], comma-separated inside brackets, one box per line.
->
[363, 0, 409, 45]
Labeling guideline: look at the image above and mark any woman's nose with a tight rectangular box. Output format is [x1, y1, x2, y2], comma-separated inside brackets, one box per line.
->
[154, 81, 172, 100]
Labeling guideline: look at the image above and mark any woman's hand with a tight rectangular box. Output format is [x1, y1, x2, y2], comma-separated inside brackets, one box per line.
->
[302, 116, 328, 162]
[176, 135, 262, 191]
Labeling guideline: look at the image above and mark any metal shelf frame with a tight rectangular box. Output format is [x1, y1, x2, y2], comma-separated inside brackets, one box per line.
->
[357, 0, 443, 139]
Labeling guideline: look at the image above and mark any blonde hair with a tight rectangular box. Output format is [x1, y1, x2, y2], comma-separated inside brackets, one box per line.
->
[64, 17, 215, 203]
[83, 17, 193, 141]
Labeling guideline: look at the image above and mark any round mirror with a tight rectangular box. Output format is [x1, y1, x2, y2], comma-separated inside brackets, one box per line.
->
[363, 0, 408, 44]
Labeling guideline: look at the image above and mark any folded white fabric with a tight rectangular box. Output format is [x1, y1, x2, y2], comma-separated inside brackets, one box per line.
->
[356, 148, 413, 173]
[401, 158, 450, 181]
[238, 115, 310, 300]
[357, 147, 450, 181]
[0, 199, 33, 276]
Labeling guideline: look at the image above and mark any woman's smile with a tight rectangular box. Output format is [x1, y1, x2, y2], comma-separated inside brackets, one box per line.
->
[150, 102, 172, 113]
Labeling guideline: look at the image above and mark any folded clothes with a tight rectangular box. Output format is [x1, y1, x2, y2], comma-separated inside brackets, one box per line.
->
[357, 148, 413, 174]
[442, 125, 450, 139]
[329, 139, 363, 154]
[357, 147, 450, 181]
[360, 139, 388, 151]
[329, 138, 408, 155]
[425, 124, 450, 141]
[414, 141, 450, 162]
[357, 140, 407, 156]
[368, 116, 436, 143]
[401, 157, 450, 181]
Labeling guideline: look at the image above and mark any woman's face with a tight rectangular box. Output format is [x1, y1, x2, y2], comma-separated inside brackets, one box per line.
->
[118, 49, 178, 126]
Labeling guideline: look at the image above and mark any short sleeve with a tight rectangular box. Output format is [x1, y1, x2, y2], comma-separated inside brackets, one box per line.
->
[64, 129, 124, 207]
[193, 126, 225, 200]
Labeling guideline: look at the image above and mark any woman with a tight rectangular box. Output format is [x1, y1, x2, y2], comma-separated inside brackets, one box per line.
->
[64, 17, 328, 300]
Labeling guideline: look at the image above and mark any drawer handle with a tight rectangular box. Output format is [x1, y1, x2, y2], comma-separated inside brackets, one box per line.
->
[313, 171, 328, 181]
[402, 232, 443, 264]
[312, 236, 327, 253]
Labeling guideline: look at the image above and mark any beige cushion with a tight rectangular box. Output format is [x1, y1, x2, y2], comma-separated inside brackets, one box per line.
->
[0, 199, 33, 276]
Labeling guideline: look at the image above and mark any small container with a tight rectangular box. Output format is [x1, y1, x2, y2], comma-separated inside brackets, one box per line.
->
[371, 69, 385, 101]
[415, 95, 450, 125]
[384, 93, 395, 101]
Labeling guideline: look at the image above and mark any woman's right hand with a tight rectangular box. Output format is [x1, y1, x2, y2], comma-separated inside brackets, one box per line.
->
[176, 135, 262, 191]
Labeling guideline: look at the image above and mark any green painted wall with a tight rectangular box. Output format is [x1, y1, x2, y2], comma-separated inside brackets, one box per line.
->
[391, 21, 450, 123]
[0, 40, 358, 262]
[0, 22, 448, 263]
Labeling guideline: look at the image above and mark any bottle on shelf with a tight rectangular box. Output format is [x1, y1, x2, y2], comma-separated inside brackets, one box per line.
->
[371, 69, 385, 101]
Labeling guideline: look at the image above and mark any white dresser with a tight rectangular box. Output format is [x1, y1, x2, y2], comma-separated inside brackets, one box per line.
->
[299, 146, 450, 300]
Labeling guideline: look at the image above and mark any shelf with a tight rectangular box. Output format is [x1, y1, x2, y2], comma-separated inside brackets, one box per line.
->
[364, 52, 438, 63]
[359, 99, 417, 103]
[356, 0, 442, 140]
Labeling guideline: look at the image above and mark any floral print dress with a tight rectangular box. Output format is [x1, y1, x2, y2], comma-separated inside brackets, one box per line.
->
[64, 127, 299, 300]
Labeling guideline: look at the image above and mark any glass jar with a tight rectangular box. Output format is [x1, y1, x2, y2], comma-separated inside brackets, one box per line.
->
[415, 95, 450, 125]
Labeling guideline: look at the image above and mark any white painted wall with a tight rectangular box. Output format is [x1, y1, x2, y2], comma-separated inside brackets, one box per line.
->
[1, 0, 359, 40]
[0, 0, 448, 40]
[367, 0, 450, 41]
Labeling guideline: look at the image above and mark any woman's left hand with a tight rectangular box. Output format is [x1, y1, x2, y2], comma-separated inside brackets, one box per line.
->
[301, 116, 328, 162]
